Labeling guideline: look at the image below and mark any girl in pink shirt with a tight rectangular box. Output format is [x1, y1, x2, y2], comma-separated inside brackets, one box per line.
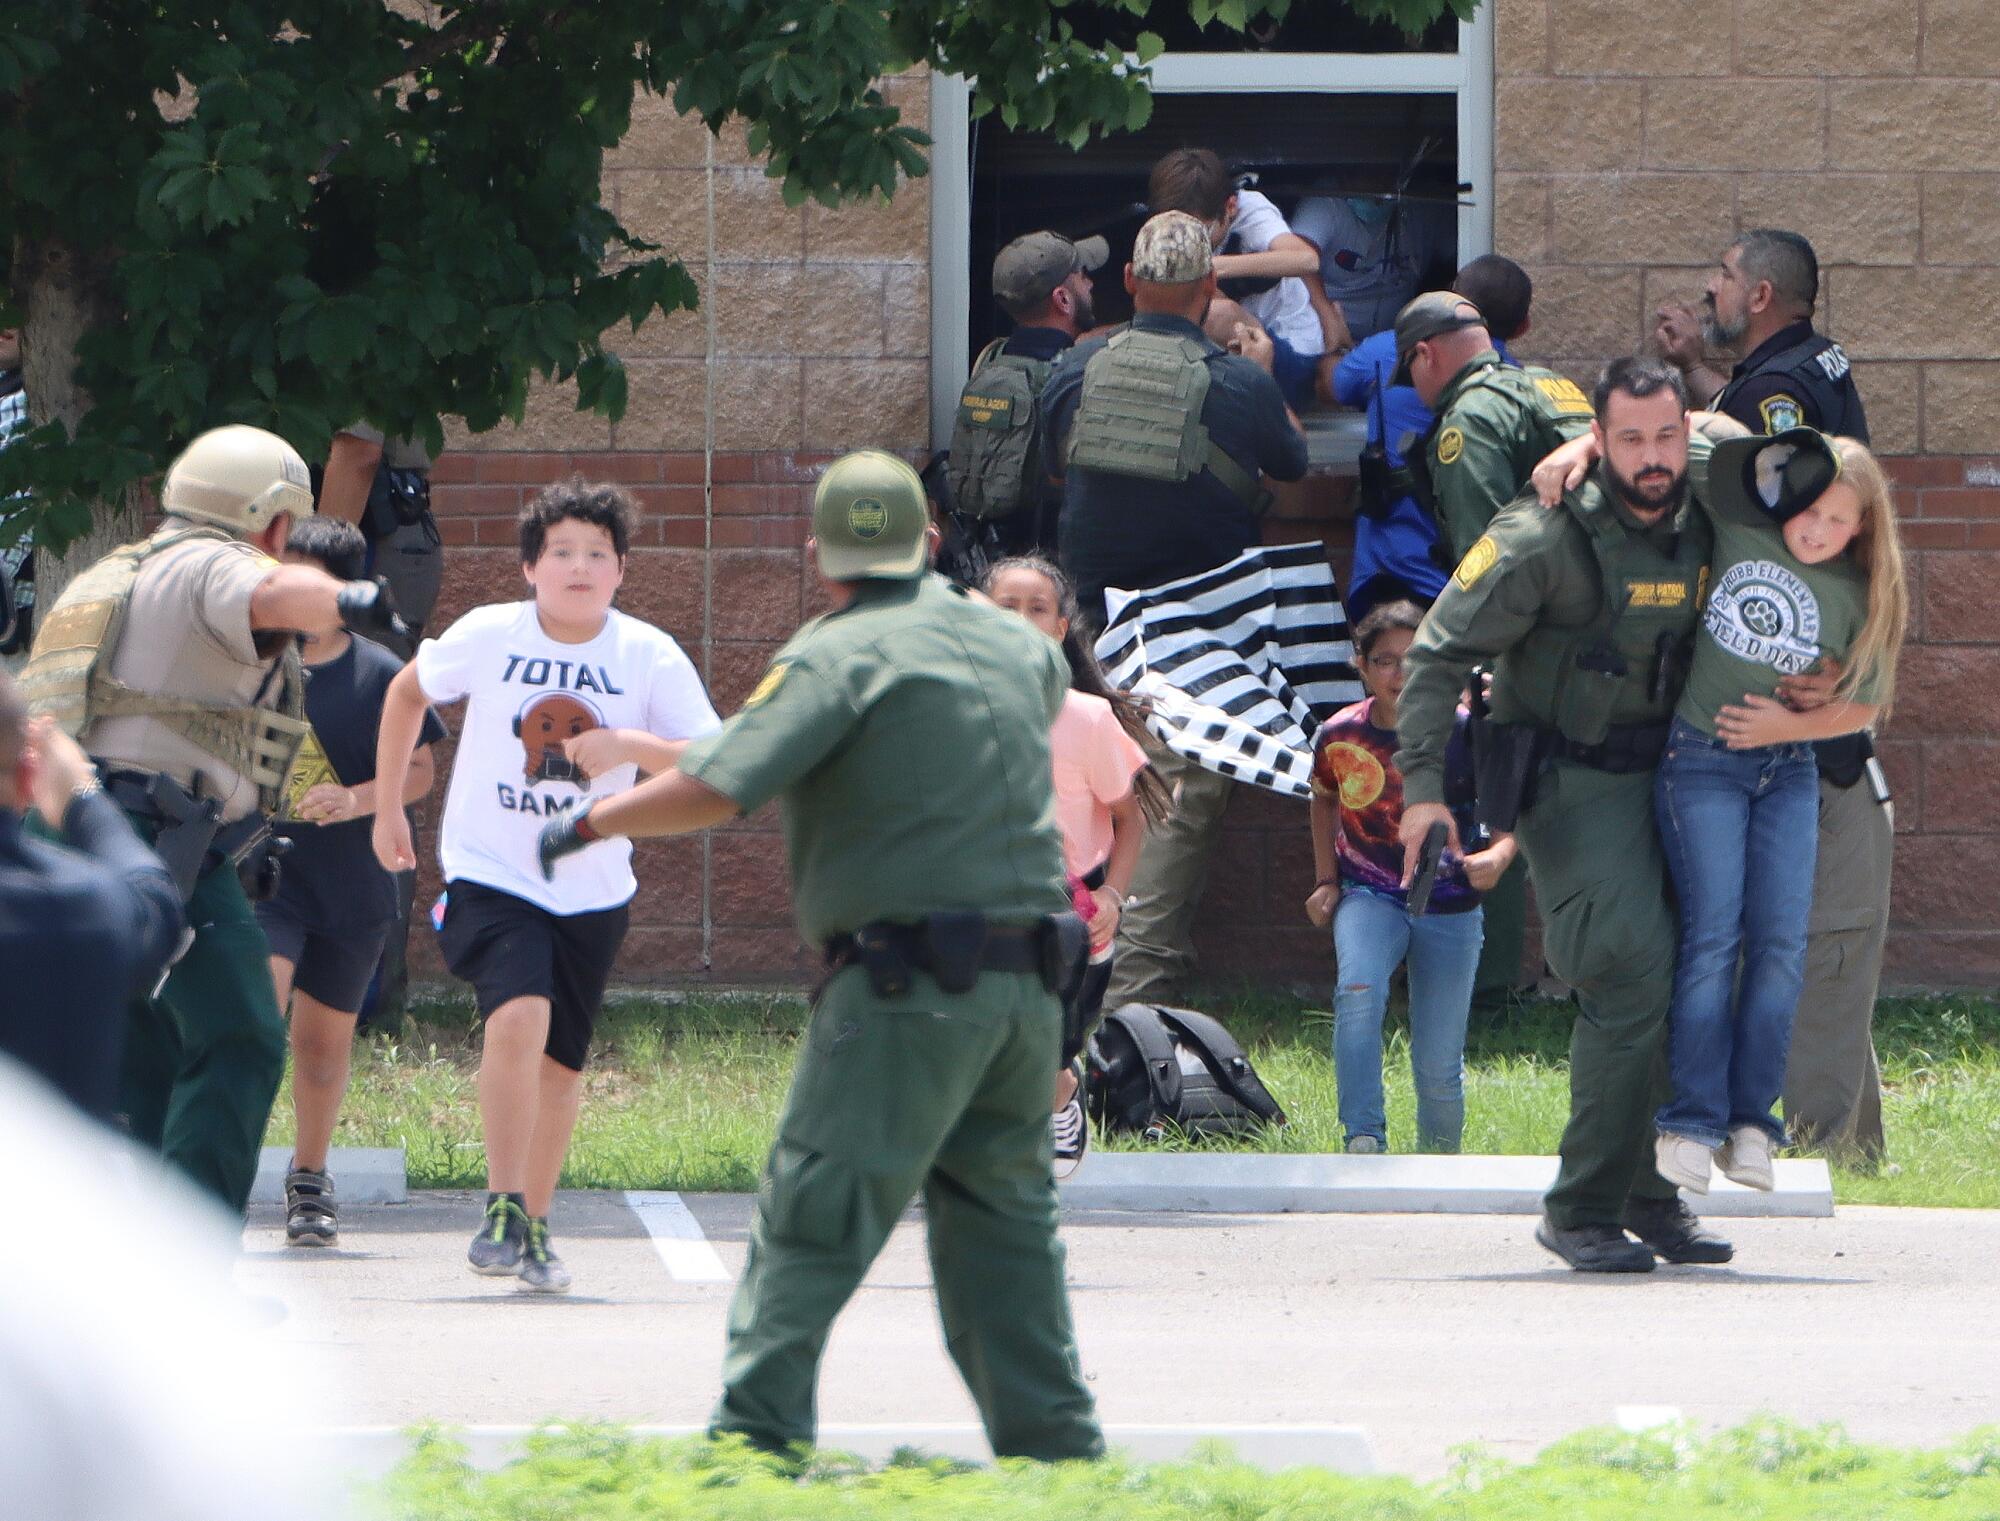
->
[985, 555, 1165, 1175]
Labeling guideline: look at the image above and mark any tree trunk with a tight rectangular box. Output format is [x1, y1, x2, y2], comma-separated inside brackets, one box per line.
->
[16, 235, 142, 609]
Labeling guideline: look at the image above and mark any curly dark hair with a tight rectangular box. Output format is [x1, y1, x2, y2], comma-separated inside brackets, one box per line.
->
[519, 476, 637, 564]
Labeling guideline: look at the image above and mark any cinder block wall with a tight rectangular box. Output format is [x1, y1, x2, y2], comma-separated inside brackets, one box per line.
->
[421, 14, 2000, 989]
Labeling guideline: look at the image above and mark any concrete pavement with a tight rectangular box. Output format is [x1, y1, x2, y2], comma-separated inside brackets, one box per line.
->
[241, 1192, 2000, 1477]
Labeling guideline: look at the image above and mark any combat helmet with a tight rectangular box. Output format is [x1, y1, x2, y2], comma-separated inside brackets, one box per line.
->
[161, 425, 315, 537]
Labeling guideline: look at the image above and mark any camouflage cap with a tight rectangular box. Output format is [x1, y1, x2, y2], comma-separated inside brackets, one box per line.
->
[1708, 427, 1842, 525]
[1390, 290, 1489, 385]
[1131, 210, 1213, 285]
[811, 450, 931, 581]
[992, 230, 1109, 315]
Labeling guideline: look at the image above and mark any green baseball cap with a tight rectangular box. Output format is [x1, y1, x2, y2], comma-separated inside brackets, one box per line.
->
[811, 450, 931, 581]
[1707, 427, 1842, 524]
[1391, 291, 1488, 385]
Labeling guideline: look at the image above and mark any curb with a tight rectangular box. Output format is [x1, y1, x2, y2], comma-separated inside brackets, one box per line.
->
[1059, 1153, 1834, 1217]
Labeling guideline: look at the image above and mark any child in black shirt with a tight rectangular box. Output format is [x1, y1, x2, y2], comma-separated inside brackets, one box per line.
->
[260, 516, 446, 1246]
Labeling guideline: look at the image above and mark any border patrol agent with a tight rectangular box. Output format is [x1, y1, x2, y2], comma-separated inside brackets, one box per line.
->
[20, 425, 405, 1213]
[538, 450, 1102, 1462]
[1393, 291, 1596, 564]
[1664, 230, 1884, 1164]
[1395, 359, 1734, 1274]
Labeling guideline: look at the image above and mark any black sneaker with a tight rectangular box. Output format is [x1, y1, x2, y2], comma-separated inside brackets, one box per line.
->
[1052, 1091, 1089, 1181]
[284, 1165, 338, 1247]
[468, 1193, 530, 1275]
[518, 1218, 572, 1294]
[1534, 1215, 1656, 1273]
[1623, 1196, 1735, 1265]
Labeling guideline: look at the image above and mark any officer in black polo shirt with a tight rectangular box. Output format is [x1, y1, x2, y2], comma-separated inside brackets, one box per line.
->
[1656, 227, 1888, 1164]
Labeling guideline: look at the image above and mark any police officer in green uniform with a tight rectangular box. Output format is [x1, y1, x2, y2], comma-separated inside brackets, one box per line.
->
[1394, 291, 1597, 563]
[1394, 358, 1733, 1274]
[20, 425, 404, 1214]
[537, 449, 1103, 1461]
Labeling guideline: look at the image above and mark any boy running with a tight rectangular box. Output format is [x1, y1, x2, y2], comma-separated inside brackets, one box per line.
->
[373, 480, 719, 1292]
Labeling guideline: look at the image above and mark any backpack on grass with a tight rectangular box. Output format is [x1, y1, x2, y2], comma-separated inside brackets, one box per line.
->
[1086, 1004, 1286, 1140]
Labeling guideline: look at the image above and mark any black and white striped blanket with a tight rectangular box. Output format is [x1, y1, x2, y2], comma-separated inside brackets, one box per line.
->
[1093, 542, 1363, 799]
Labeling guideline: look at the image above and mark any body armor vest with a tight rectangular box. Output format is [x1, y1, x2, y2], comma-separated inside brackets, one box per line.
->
[1714, 331, 1870, 445]
[1065, 327, 1270, 513]
[1491, 491, 1710, 747]
[20, 523, 309, 816]
[946, 339, 1055, 523]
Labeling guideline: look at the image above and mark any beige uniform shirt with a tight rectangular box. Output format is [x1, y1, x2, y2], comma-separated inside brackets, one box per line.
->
[86, 529, 281, 822]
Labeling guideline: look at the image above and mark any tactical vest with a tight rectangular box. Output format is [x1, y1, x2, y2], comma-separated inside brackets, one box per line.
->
[1490, 491, 1710, 747]
[946, 339, 1055, 523]
[1410, 362, 1593, 536]
[20, 523, 309, 816]
[1064, 327, 1271, 514]
[1714, 330, 1870, 445]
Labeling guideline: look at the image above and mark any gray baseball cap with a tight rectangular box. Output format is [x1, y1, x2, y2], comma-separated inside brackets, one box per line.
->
[1131, 210, 1213, 285]
[1391, 291, 1489, 385]
[1708, 428, 1842, 524]
[992, 230, 1109, 315]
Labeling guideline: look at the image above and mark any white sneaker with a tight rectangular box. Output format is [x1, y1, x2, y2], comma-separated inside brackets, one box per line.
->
[1344, 1134, 1383, 1155]
[1052, 1096, 1089, 1180]
[1717, 1125, 1776, 1190]
[1655, 1132, 1713, 1194]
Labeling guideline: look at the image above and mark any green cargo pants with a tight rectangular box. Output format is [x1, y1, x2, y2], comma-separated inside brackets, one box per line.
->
[1515, 762, 1679, 1230]
[1471, 854, 1530, 1016]
[118, 851, 286, 1216]
[712, 965, 1104, 1463]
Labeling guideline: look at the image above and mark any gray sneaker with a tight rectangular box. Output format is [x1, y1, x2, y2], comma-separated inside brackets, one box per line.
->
[284, 1165, 338, 1247]
[1344, 1134, 1383, 1155]
[468, 1194, 530, 1275]
[518, 1218, 572, 1294]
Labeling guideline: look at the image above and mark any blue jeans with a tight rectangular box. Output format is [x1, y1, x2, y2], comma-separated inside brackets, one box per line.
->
[1655, 716, 1820, 1147]
[1332, 888, 1483, 1151]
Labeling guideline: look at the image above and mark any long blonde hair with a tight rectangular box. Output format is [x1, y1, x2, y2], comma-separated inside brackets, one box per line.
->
[1827, 437, 1908, 719]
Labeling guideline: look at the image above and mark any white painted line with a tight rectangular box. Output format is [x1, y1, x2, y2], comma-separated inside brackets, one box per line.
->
[251, 1146, 406, 1205]
[624, 1190, 732, 1282]
[321, 1422, 1376, 1475]
[1060, 1153, 1834, 1218]
[1616, 1406, 1684, 1433]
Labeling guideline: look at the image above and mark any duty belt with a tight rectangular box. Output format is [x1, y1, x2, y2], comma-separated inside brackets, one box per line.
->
[101, 767, 270, 898]
[1551, 720, 1671, 775]
[823, 912, 1086, 998]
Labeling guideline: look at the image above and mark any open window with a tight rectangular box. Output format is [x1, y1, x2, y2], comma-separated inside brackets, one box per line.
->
[928, 11, 1495, 453]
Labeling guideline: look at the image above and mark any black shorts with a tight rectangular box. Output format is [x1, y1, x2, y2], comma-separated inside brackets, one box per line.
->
[435, 880, 630, 1071]
[255, 899, 391, 1014]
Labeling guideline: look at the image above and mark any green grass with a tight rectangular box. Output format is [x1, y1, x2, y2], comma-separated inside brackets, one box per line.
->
[377, 1419, 2000, 1521]
[266, 987, 2000, 1208]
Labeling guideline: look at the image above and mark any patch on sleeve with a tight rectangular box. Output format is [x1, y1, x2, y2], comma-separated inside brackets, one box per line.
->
[1435, 427, 1465, 466]
[1453, 534, 1500, 590]
[1759, 393, 1805, 434]
[743, 662, 789, 710]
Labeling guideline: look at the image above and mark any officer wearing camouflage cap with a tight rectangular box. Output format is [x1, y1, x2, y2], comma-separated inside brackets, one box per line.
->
[19, 423, 405, 1215]
[538, 448, 1102, 1462]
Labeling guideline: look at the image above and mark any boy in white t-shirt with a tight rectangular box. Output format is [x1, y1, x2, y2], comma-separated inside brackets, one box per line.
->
[1149, 147, 1352, 359]
[373, 480, 719, 1292]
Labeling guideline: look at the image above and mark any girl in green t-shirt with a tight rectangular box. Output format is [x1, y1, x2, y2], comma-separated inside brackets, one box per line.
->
[1653, 431, 1908, 1198]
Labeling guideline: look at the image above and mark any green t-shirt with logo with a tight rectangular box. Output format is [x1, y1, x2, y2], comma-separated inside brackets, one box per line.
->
[1676, 468, 1875, 736]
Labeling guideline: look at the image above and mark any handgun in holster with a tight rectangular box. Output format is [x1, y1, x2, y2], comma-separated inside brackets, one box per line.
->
[1466, 674, 1548, 835]
[134, 772, 224, 905]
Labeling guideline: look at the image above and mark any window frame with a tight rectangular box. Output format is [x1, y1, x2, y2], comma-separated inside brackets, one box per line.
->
[925, 10, 1497, 447]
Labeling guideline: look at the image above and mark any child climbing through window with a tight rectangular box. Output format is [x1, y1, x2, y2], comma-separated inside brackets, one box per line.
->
[984, 554, 1167, 1177]
[1306, 600, 1517, 1154]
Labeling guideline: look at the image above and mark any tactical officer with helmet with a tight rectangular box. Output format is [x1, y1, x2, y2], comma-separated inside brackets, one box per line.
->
[1038, 208, 1306, 1007]
[537, 449, 1102, 1462]
[1396, 290, 1596, 563]
[1395, 357, 1734, 1274]
[1655, 228, 1887, 1164]
[20, 424, 405, 1214]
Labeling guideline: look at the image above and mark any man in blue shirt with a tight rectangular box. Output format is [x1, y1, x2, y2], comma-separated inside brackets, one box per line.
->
[1330, 255, 1534, 625]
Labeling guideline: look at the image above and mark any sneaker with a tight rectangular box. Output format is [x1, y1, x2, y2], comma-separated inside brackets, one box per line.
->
[1622, 1196, 1734, 1265]
[467, 1193, 529, 1275]
[1654, 1132, 1713, 1194]
[1344, 1134, 1383, 1155]
[517, 1218, 572, 1294]
[1052, 1093, 1089, 1181]
[1717, 1125, 1776, 1190]
[284, 1165, 338, 1247]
